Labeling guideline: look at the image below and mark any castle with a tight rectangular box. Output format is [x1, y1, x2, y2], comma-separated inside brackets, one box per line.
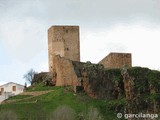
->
[48, 25, 132, 91]
[48, 26, 80, 72]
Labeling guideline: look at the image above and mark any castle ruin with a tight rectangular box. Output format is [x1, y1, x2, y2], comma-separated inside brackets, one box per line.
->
[46, 25, 160, 113]
[99, 52, 132, 69]
[48, 25, 132, 91]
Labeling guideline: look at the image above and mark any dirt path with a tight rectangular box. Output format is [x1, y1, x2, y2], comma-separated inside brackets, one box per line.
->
[20, 90, 54, 96]
[2, 90, 54, 104]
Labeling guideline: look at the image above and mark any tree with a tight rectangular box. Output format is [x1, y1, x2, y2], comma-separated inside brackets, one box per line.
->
[23, 69, 36, 85]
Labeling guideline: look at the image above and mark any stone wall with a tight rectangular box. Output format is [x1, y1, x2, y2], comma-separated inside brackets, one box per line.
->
[48, 26, 80, 72]
[99, 52, 132, 69]
[52, 55, 81, 89]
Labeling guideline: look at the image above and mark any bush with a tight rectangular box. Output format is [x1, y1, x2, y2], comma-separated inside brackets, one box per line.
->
[86, 107, 104, 120]
[50, 105, 75, 120]
[78, 107, 104, 120]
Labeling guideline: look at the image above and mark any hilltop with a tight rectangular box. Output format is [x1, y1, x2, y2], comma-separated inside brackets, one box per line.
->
[0, 67, 160, 120]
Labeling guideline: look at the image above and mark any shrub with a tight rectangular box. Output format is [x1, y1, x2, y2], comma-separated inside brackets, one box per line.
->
[78, 107, 104, 120]
[86, 107, 104, 120]
[50, 105, 75, 120]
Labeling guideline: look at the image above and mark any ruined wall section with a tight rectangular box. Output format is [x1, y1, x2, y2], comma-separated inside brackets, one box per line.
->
[52, 55, 81, 87]
[48, 26, 80, 72]
[99, 52, 132, 69]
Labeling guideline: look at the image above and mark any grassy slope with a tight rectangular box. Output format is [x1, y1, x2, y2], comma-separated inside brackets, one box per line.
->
[1, 67, 160, 120]
[0, 85, 120, 120]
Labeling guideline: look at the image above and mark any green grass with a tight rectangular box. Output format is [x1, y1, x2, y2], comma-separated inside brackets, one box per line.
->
[0, 85, 120, 120]
[1, 67, 160, 119]
[26, 83, 59, 91]
[7, 95, 32, 100]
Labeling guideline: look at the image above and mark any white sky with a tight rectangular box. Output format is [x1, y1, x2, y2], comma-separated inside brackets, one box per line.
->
[0, 0, 160, 85]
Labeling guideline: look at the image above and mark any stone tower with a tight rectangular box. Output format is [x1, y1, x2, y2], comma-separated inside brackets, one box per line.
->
[48, 26, 80, 72]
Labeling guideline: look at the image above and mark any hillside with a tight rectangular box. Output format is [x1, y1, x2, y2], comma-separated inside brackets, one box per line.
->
[0, 67, 160, 120]
[0, 85, 117, 120]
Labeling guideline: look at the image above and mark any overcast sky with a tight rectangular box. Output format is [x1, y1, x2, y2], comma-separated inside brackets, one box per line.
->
[0, 0, 160, 85]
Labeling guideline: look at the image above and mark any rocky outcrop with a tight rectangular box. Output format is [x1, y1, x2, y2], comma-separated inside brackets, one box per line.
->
[32, 72, 53, 85]
[73, 64, 160, 117]
[72, 61, 121, 98]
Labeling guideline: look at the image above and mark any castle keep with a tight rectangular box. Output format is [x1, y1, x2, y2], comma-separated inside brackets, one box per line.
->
[48, 25, 132, 90]
[48, 26, 80, 72]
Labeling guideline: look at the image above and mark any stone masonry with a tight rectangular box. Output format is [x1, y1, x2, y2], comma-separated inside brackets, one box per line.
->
[48, 25, 132, 90]
[48, 26, 80, 72]
[99, 52, 132, 69]
[52, 55, 80, 87]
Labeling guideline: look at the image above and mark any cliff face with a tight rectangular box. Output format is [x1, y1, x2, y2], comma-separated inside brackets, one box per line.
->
[73, 61, 117, 98]
[72, 62, 160, 115]
[124, 67, 160, 114]
[73, 61, 120, 98]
